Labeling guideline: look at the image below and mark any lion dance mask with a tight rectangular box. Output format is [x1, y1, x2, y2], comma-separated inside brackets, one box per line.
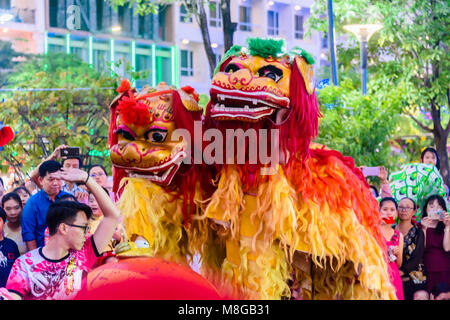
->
[202, 38, 397, 300]
[108, 80, 212, 265]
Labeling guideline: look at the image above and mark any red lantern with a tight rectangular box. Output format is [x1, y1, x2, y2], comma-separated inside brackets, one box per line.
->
[0, 125, 14, 147]
[75, 257, 223, 300]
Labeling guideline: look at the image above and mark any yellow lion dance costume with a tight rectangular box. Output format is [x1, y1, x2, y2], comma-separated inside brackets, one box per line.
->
[108, 80, 215, 266]
[201, 38, 397, 300]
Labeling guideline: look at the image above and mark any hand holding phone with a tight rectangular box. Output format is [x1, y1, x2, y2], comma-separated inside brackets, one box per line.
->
[61, 147, 80, 157]
[428, 210, 442, 220]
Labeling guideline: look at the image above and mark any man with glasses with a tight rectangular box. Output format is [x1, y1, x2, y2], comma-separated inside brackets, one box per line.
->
[2, 167, 120, 300]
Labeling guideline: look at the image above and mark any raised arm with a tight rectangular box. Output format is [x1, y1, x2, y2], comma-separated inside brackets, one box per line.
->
[378, 167, 393, 198]
[443, 215, 450, 252]
[396, 233, 404, 268]
[21, 199, 38, 251]
[30, 145, 68, 188]
[58, 168, 120, 254]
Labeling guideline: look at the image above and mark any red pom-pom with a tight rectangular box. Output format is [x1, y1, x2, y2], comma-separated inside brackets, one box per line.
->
[181, 85, 199, 102]
[117, 79, 131, 93]
[117, 95, 151, 126]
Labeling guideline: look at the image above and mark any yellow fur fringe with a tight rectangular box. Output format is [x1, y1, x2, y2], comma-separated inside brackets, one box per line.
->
[117, 177, 209, 265]
[204, 165, 397, 299]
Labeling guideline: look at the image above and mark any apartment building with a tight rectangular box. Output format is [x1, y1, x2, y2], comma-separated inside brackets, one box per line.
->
[174, 0, 330, 93]
[0, 0, 46, 54]
[0, 0, 330, 93]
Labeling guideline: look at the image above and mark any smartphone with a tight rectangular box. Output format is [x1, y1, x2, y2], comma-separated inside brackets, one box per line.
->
[428, 210, 442, 220]
[362, 166, 380, 177]
[61, 147, 80, 157]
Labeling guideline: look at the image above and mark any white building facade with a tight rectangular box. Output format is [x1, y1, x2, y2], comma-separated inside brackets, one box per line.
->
[0, 0, 330, 94]
[172, 0, 330, 93]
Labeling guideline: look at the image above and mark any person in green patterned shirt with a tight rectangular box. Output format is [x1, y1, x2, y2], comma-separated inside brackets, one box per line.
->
[390, 148, 447, 222]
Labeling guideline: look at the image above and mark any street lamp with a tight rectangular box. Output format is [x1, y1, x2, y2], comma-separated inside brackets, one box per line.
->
[111, 25, 122, 32]
[343, 24, 382, 95]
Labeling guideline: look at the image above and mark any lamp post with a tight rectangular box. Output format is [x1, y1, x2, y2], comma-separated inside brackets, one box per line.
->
[327, 0, 338, 86]
[343, 24, 382, 95]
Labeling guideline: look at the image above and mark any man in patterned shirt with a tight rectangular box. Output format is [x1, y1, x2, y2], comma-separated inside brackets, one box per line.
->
[2, 167, 120, 300]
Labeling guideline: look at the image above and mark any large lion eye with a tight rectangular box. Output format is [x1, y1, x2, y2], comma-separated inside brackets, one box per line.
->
[258, 65, 283, 82]
[145, 128, 168, 143]
[224, 63, 241, 73]
[115, 128, 135, 141]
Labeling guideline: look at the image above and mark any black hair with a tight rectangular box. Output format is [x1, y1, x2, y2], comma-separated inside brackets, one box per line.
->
[431, 282, 450, 298]
[379, 197, 398, 210]
[2, 192, 23, 209]
[46, 201, 92, 236]
[398, 197, 417, 210]
[61, 156, 82, 168]
[0, 207, 6, 223]
[421, 147, 440, 170]
[56, 194, 79, 202]
[39, 160, 62, 178]
[13, 186, 31, 197]
[88, 164, 108, 176]
[0, 177, 3, 188]
[422, 194, 447, 234]
[369, 185, 379, 197]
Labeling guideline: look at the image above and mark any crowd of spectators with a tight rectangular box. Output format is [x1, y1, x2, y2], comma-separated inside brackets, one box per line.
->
[0, 145, 449, 300]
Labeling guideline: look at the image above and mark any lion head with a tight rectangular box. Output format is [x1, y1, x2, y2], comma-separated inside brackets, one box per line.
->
[204, 38, 320, 187]
[108, 80, 203, 195]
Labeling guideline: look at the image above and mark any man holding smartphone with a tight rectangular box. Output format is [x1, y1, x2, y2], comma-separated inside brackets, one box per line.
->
[60, 154, 88, 204]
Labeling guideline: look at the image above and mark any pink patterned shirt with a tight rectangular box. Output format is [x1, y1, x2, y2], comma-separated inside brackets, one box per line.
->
[5, 236, 100, 300]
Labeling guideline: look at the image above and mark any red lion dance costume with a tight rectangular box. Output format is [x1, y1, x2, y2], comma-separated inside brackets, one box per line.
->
[107, 81, 213, 266]
[75, 82, 224, 300]
[202, 38, 396, 300]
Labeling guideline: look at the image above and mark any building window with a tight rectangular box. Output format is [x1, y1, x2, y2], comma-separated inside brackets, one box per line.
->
[294, 14, 304, 39]
[158, 7, 167, 41]
[239, 6, 251, 31]
[135, 44, 152, 88]
[212, 52, 222, 76]
[267, 10, 279, 36]
[117, 5, 133, 34]
[0, 0, 10, 10]
[138, 14, 154, 40]
[322, 32, 328, 48]
[180, 50, 193, 77]
[214, 53, 222, 67]
[209, 1, 222, 27]
[180, 4, 192, 23]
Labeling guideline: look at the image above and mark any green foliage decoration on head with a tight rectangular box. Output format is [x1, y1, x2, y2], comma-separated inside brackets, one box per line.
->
[213, 38, 316, 76]
[213, 45, 243, 76]
[247, 37, 285, 58]
[288, 46, 315, 65]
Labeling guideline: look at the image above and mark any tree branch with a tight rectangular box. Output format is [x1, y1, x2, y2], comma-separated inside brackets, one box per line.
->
[447, 88, 450, 132]
[408, 113, 433, 133]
